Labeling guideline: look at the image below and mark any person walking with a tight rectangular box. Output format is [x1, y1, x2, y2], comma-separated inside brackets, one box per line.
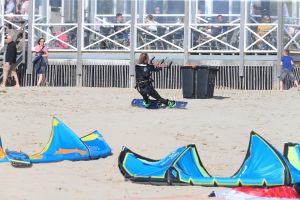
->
[33, 38, 48, 86]
[1, 34, 20, 87]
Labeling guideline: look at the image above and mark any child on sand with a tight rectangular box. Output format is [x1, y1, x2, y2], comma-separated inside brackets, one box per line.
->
[135, 53, 176, 108]
[279, 49, 300, 91]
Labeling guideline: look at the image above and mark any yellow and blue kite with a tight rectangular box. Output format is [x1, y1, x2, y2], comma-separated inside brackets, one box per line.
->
[1, 117, 112, 167]
[284, 143, 300, 171]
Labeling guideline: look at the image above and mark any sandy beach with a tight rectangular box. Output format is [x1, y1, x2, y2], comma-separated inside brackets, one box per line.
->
[0, 87, 299, 200]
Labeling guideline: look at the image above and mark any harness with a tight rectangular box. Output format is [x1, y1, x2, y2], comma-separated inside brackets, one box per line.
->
[135, 64, 154, 90]
[135, 79, 153, 90]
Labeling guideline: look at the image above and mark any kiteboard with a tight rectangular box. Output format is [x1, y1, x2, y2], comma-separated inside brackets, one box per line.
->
[131, 99, 187, 109]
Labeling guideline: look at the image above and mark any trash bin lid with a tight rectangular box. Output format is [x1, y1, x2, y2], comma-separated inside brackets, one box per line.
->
[195, 65, 219, 71]
[195, 65, 209, 69]
[181, 65, 197, 69]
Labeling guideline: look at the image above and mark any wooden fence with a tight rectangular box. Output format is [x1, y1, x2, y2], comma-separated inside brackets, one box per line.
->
[14, 60, 300, 90]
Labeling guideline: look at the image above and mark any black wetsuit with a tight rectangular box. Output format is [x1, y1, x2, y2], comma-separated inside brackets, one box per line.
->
[135, 64, 168, 104]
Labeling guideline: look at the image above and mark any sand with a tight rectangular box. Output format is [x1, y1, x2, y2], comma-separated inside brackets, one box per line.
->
[0, 87, 299, 200]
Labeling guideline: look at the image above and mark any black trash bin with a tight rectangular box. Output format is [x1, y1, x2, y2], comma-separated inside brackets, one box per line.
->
[181, 66, 195, 98]
[181, 65, 218, 99]
[195, 66, 218, 98]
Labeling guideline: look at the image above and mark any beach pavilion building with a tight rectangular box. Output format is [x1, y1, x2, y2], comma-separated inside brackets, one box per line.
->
[1, 0, 300, 89]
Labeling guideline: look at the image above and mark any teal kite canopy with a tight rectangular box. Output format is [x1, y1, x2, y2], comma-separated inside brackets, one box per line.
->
[30, 117, 112, 163]
[1, 117, 112, 167]
[118, 131, 300, 186]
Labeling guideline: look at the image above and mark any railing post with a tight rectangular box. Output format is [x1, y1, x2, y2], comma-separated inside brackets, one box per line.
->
[275, 0, 284, 90]
[26, 0, 34, 86]
[129, 0, 137, 88]
[1, 0, 4, 59]
[239, 0, 246, 77]
[76, 0, 83, 87]
[1, 5, 3, 69]
[191, 0, 196, 24]
[183, 0, 190, 64]
[138, 0, 144, 23]
[21, 22, 26, 65]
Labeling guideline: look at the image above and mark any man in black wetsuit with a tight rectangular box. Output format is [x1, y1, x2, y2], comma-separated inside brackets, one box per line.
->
[135, 53, 176, 108]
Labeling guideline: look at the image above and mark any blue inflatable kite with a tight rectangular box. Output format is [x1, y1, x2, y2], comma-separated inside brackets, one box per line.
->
[284, 143, 300, 171]
[30, 117, 112, 163]
[0, 117, 112, 167]
[118, 132, 300, 186]
[0, 138, 8, 163]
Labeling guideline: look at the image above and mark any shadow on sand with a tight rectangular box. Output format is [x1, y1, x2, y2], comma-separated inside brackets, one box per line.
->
[213, 96, 230, 100]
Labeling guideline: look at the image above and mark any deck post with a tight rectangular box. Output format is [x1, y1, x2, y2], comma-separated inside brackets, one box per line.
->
[275, 0, 284, 90]
[129, 0, 137, 88]
[76, 0, 84, 87]
[26, 0, 34, 86]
